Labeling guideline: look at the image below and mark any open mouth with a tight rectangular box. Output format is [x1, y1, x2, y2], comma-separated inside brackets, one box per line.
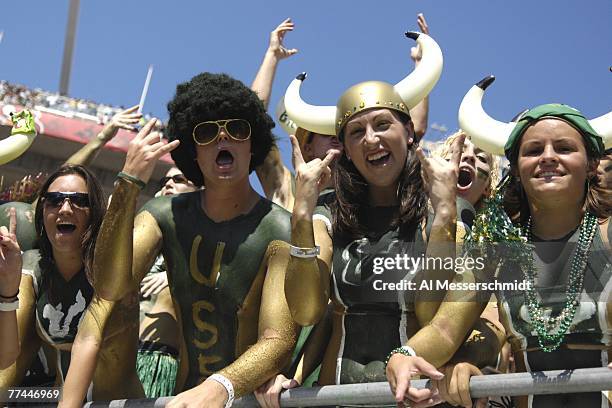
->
[57, 223, 77, 233]
[457, 168, 474, 191]
[367, 151, 391, 166]
[216, 150, 234, 167]
[536, 170, 564, 179]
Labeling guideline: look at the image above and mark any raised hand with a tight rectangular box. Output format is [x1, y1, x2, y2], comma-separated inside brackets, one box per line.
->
[386, 353, 445, 407]
[410, 13, 430, 63]
[268, 18, 298, 60]
[122, 118, 180, 184]
[0, 208, 22, 298]
[290, 135, 339, 213]
[98, 105, 143, 142]
[416, 133, 464, 213]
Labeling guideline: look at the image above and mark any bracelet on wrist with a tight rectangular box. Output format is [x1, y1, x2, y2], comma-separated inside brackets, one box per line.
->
[384, 345, 417, 368]
[0, 299, 19, 312]
[208, 374, 234, 408]
[0, 289, 19, 301]
[117, 172, 146, 190]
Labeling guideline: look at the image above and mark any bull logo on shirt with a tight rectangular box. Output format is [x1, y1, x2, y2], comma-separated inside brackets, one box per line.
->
[42, 290, 87, 338]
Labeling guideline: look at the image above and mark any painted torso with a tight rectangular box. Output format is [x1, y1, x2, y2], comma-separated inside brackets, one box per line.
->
[497, 221, 612, 408]
[140, 192, 291, 390]
[22, 250, 93, 378]
[315, 201, 425, 385]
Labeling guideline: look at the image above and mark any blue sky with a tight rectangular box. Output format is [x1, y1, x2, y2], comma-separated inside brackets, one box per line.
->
[1, 0, 610, 177]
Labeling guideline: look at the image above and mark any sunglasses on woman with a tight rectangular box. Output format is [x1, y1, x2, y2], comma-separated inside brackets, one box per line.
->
[43, 192, 90, 209]
[159, 174, 190, 188]
[192, 119, 251, 146]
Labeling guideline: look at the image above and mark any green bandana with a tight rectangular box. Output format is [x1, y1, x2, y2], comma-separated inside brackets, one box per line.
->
[504, 103, 604, 162]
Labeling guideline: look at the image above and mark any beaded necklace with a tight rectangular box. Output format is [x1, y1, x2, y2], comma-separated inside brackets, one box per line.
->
[521, 212, 598, 352]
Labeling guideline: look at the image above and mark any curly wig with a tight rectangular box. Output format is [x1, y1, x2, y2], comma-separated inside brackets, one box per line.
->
[166, 72, 275, 186]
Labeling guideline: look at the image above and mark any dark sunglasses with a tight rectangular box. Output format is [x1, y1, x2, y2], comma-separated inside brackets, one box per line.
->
[159, 174, 190, 188]
[192, 119, 251, 146]
[43, 192, 90, 209]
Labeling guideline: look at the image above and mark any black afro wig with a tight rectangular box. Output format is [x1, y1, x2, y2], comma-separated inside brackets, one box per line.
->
[166, 72, 275, 186]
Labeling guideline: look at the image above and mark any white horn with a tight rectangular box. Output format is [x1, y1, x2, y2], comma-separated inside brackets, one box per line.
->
[284, 73, 337, 136]
[394, 32, 443, 109]
[458, 75, 514, 155]
[274, 96, 298, 135]
[588, 111, 612, 149]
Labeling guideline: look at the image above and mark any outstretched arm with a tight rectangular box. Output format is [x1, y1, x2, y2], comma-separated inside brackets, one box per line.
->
[65, 105, 142, 167]
[59, 297, 114, 408]
[256, 144, 295, 211]
[251, 18, 297, 110]
[252, 18, 298, 210]
[93, 119, 179, 300]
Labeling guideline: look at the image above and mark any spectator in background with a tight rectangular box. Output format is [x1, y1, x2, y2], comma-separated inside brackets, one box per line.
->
[598, 147, 612, 189]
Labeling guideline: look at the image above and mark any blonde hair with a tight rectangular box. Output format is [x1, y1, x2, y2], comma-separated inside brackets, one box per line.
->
[432, 130, 501, 201]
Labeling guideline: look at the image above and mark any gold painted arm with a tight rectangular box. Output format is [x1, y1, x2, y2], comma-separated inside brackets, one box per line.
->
[415, 208, 457, 326]
[60, 296, 113, 408]
[219, 241, 299, 397]
[255, 144, 295, 211]
[64, 136, 106, 167]
[408, 300, 485, 368]
[285, 219, 332, 326]
[409, 267, 487, 368]
[293, 302, 333, 384]
[447, 302, 506, 368]
[93, 178, 162, 300]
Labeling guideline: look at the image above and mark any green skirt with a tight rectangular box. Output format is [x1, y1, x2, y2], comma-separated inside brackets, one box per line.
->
[136, 341, 179, 398]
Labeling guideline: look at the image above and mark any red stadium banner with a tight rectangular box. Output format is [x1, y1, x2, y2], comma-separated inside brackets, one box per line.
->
[0, 103, 173, 163]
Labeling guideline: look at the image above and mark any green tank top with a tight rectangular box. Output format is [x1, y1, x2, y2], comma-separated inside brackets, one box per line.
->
[140, 192, 291, 388]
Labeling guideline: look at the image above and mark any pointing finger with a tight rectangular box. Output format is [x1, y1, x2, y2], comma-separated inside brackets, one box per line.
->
[289, 134, 305, 168]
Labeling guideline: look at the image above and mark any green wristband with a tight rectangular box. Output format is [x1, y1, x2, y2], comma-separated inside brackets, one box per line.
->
[117, 171, 146, 190]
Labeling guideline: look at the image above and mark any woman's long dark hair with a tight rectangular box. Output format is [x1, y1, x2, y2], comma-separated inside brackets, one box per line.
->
[34, 165, 106, 298]
[332, 111, 428, 239]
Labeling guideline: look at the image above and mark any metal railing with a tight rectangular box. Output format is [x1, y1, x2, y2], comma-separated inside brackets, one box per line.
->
[74, 367, 612, 407]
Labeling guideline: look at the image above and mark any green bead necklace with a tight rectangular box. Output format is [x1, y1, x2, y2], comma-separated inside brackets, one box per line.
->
[521, 212, 598, 352]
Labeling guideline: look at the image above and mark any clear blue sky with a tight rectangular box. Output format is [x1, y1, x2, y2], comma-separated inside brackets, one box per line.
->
[1, 0, 610, 178]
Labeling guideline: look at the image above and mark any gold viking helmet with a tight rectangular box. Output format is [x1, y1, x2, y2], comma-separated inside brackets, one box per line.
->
[458, 75, 612, 155]
[284, 31, 444, 138]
